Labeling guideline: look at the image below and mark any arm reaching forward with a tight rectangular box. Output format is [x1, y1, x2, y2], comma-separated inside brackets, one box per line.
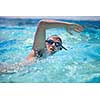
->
[27, 19, 83, 61]
[33, 19, 83, 49]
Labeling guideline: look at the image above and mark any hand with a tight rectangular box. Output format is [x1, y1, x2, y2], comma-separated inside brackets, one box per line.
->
[66, 23, 84, 35]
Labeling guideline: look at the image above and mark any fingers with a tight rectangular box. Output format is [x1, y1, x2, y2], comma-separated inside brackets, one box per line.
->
[74, 28, 81, 33]
[75, 24, 84, 31]
[73, 24, 84, 33]
[76, 27, 83, 32]
[66, 24, 84, 35]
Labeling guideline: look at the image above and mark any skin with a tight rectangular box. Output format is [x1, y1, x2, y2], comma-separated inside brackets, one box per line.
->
[46, 36, 62, 55]
[26, 19, 83, 62]
[0, 20, 83, 73]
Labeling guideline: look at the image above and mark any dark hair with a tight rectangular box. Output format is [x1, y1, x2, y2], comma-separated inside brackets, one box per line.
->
[47, 35, 62, 44]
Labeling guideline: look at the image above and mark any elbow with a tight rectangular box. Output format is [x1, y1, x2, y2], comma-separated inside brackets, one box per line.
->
[38, 19, 54, 24]
[38, 20, 47, 25]
[37, 20, 47, 28]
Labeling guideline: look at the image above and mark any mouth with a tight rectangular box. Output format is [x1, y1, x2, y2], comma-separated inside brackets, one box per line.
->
[49, 47, 55, 52]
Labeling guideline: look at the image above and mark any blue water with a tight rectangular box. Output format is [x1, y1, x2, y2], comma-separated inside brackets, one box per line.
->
[0, 17, 100, 83]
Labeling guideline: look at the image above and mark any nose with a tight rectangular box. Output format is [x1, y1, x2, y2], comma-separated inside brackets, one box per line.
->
[52, 42, 56, 46]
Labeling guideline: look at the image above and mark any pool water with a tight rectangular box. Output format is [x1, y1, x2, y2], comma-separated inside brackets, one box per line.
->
[0, 18, 100, 83]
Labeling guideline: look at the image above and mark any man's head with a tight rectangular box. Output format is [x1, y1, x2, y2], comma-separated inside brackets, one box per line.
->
[45, 35, 67, 54]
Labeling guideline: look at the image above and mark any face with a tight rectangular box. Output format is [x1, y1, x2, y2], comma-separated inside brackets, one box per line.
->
[46, 36, 62, 54]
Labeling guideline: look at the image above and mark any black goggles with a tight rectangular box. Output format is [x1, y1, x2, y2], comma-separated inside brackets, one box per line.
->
[45, 39, 67, 51]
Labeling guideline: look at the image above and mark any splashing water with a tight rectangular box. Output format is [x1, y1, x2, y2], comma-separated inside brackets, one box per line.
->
[0, 18, 100, 83]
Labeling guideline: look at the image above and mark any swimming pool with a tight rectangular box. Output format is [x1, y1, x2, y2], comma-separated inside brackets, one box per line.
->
[0, 17, 100, 83]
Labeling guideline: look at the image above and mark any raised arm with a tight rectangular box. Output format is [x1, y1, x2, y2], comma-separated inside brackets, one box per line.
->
[32, 21, 46, 50]
[37, 20, 83, 35]
[33, 19, 83, 49]
[27, 19, 83, 61]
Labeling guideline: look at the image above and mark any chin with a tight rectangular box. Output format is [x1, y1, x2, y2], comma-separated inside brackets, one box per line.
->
[49, 50, 56, 55]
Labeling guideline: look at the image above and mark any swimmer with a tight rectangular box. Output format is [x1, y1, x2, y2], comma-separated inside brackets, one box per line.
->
[26, 19, 83, 62]
[0, 19, 83, 73]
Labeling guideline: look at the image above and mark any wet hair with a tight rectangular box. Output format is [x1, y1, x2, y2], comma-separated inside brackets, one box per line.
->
[47, 35, 62, 44]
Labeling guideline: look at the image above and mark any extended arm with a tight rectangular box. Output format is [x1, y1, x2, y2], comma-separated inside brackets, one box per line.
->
[33, 19, 83, 49]
[27, 19, 83, 61]
[37, 20, 83, 35]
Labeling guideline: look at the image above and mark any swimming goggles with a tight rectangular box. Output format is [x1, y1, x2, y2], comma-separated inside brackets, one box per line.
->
[45, 39, 67, 50]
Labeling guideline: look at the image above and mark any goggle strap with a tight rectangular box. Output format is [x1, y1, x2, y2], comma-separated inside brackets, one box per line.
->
[61, 45, 68, 51]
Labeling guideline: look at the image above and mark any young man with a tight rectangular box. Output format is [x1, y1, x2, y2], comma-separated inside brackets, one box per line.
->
[26, 19, 83, 62]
